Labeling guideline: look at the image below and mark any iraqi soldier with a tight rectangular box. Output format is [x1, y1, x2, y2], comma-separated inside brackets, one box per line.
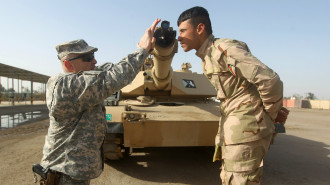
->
[38, 19, 161, 184]
[177, 7, 289, 185]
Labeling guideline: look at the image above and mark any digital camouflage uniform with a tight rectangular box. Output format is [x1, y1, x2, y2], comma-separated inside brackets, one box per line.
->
[40, 40, 149, 183]
[196, 35, 283, 185]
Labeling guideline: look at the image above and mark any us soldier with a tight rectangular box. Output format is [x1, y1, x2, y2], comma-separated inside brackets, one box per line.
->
[38, 19, 161, 184]
[177, 7, 289, 185]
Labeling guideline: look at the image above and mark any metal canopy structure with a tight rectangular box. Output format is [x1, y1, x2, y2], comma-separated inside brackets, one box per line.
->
[0, 62, 49, 104]
[0, 63, 49, 83]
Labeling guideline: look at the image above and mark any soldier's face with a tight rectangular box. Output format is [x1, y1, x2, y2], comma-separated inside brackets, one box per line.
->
[75, 58, 97, 72]
[178, 19, 199, 52]
[67, 54, 97, 73]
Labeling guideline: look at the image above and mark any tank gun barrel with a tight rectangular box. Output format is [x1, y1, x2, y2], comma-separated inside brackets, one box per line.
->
[151, 20, 178, 90]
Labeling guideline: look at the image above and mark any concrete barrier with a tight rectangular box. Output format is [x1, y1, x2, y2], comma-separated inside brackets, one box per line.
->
[309, 100, 330, 110]
[283, 99, 330, 110]
[301, 100, 311, 108]
[286, 100, 295, 108]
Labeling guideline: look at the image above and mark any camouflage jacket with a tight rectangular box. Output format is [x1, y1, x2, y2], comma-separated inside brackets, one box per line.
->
[196, 35, 283, 145]
[40, 48, 148, 180]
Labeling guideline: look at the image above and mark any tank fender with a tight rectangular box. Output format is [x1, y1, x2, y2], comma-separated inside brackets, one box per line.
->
[106, 122, 123, 133]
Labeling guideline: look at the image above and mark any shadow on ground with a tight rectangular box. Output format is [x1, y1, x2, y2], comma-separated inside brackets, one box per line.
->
[263, 134, 330, 185]
[106, 146, 221, 185]
[105, 134, 330, 185]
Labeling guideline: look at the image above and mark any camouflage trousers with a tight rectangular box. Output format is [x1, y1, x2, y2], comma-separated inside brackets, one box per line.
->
[58, 173, 90, 185]
[220, 134, 272, 185]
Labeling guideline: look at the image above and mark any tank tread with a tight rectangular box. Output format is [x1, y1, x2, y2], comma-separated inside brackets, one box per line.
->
[103, 133, 124, 160]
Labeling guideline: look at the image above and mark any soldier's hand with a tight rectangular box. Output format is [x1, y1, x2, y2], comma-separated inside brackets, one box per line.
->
[275, 107, 290, 124]
[138, 18, 161, 52]
[213, 145, 221, 162]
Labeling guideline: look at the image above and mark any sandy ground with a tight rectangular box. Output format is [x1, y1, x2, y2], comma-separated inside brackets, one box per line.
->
[0, 108, 329, 185]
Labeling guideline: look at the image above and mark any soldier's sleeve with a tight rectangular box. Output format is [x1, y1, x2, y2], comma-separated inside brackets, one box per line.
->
[50, 48, 148, 117]
[225, 45, 283, 120]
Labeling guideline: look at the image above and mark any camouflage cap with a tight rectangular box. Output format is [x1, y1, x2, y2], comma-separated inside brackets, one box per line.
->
[56, 39, 98, 60]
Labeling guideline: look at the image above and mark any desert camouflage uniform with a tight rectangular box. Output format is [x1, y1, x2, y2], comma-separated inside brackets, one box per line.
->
[196, 35, 283, 185]
[40, 48, 149, 182]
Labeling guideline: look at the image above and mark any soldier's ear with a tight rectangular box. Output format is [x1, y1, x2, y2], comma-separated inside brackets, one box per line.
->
[64, 60, 74, 72]
[196, 23, 205, 35]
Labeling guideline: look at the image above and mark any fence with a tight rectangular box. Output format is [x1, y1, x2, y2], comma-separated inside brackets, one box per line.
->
[0, 92, 46, 104]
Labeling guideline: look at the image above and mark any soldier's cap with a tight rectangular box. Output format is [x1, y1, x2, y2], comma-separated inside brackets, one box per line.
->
[56, 39, 98, 60]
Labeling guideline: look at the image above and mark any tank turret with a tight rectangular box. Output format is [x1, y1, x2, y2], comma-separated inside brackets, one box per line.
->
[121, 21, 216, 99]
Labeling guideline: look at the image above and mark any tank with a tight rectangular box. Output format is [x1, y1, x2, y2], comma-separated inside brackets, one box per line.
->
[103, 21, 221, 160]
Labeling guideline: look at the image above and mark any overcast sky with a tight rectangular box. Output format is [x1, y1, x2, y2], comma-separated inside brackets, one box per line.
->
[0, 0, 329, 99]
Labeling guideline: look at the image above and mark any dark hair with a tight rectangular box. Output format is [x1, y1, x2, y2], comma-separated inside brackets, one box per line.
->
[177, 6, 212, 35]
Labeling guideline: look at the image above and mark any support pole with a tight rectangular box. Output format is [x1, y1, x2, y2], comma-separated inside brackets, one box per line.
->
[0, 76, 2, 104]
[30, 73, 33, 105]
[17, 76, 19, 102]
[44, 83, 46, 102]
[21, 80, 22, 92]
[7, 78, 9, 102]
[11, 75, 14, 105]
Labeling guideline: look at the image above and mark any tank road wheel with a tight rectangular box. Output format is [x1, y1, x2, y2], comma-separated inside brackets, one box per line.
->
[103, 133, 125, 160]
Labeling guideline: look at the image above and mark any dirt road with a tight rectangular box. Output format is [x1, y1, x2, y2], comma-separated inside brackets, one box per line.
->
[0, 108, 329, 185]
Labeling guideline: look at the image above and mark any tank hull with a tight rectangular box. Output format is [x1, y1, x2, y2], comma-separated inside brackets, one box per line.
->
[106, 100, 220, 147]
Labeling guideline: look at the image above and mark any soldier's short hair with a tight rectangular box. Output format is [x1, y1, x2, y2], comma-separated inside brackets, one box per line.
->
[177, 6, 213, 35]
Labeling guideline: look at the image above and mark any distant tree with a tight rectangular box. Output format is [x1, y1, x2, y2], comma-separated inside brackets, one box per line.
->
[292, 93, 303, 100]
[21, 86, 30, 92]
[0, 84, 5, 92]
[305, 92, 317, 100]
[7, 88, 15, 93]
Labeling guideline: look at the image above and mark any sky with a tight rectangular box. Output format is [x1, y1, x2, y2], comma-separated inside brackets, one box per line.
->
[0, 0, 329, 99]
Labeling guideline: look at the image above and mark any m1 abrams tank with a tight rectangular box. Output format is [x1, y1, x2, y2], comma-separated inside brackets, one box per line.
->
[103, 21, 221, 160]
